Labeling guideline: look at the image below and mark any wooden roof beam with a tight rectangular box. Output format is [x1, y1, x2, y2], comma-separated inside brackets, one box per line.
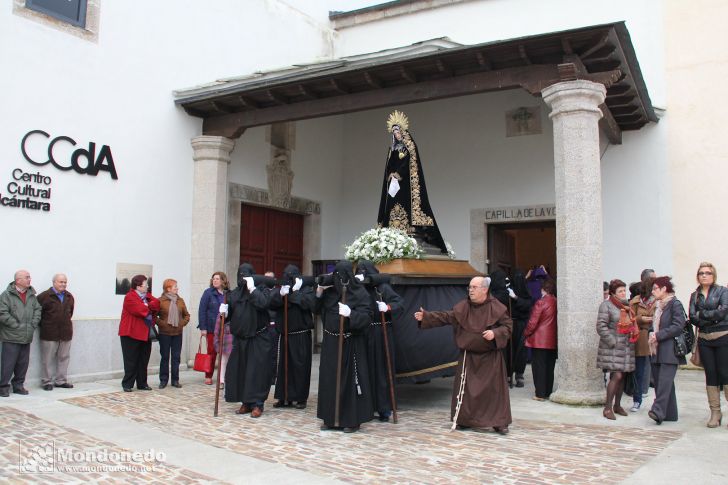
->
[599, 104, 622, 145]
[203, 64, 596, 137]
[561, 37, 573, 55]
[237, 95, 258, 109]
[364, 71, 382, 89]
[606, 84, 632, 96]
[475, 52, 492, 70]
[202, 64, 630, 137]
[328, 78, 349, 94]
[296, 84, 317, 100]
[265, 90, 288, 105]
[210, 101, 234, 114]
[436, 59, 453, 77]
[580, 33, 610, 59]
[519, 45, 532, 65]
[399, 66, 417, 84]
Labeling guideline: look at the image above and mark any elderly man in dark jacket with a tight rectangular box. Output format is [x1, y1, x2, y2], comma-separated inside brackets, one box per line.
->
[0, 270, 42, 397]
[37, 274, 75, 391]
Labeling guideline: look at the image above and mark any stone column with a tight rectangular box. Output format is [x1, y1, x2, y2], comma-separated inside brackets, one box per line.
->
[187, 135, 235, 366]
[542, 80, 606, 405]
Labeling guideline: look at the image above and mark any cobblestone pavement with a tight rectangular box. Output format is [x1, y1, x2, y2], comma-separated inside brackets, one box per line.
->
[0, 406, 221, 484]
[61, 384, 682, 484]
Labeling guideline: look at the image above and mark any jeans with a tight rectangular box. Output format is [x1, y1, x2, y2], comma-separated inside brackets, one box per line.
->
[633, 356, 648, 404]
[158, 334, 183, 384]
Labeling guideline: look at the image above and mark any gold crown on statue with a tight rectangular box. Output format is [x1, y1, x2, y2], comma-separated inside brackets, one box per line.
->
[386, 110, 409, 133]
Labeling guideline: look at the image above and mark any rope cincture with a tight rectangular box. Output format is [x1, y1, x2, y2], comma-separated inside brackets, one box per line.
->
[451, 350, 467, 432]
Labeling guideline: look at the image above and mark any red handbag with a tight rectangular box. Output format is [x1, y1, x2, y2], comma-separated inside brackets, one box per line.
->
[193, 336, 214, 374]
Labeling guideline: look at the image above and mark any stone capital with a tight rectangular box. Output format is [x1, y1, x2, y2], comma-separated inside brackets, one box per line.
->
[542, 80, 606, 119]
[191, 135, 235, 163]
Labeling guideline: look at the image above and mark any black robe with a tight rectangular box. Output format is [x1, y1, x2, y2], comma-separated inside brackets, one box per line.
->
[269, 265, 315, 403]
[225, 264, 273, 405]
[357, 261, 404, 416]
[504, 269, 533, 378]
[316, 262, 374, 428]
[376, 129, 447, 253]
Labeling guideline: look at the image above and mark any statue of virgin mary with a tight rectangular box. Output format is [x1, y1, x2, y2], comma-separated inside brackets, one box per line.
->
[377, 110, 447, 254]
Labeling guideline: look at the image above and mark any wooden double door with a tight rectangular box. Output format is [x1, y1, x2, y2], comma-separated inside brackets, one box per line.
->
[487, 221, 556, 277]
[239, 204, 304, 278]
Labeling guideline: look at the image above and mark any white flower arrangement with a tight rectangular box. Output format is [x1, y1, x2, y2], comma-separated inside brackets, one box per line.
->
[445, 241, 457, 259]
[345, 227, 423, 264]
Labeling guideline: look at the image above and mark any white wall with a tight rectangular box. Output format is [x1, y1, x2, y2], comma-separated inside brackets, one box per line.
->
[0, 0, 333, 318]
[0, 0, 333, 382]
[601, 116, 672, 285]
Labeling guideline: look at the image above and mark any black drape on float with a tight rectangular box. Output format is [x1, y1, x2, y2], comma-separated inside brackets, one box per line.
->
[376, 129, 447, 254]
[390, 283, 464, 383]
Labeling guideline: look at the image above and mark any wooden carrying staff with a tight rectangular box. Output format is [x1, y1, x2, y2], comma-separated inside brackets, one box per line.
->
[334, 280, 348, 428]
[213, 293, 227, 417]
[283, 293, 289, 404]
[375, 288, 398, 424]
[508, 297, 513, 386]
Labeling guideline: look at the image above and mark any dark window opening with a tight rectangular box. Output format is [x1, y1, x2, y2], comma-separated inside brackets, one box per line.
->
[26, 0, 87, 28]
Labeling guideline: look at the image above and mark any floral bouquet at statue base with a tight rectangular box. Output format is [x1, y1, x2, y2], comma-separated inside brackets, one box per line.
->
[345, 227, 423, 264]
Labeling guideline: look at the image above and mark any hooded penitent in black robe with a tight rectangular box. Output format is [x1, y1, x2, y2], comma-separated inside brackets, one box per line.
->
[269, 264, 315, 405]
[356, 260, 404, 419]
[488, 270, 510, 308]
[421, 295, 513, 429]
[316, 261, 374, 429]
[376, 126, 447, 254]
[504, 269, 533, 381]
[225, 263, 273, 406]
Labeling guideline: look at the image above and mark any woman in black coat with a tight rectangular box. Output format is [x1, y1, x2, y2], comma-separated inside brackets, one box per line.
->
[648, 276, 687, 424]
[689, 262, 728, 428]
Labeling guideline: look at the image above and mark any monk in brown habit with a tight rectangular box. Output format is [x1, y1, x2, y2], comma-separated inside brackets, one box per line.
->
[414, 276, 513, 434]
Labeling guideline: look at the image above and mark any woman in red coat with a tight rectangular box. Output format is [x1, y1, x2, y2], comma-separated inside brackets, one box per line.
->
[523, 279, 557, 401]
[118, 274, 160, 392]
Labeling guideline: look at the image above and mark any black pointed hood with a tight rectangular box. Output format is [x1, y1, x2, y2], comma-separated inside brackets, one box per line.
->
[511, 269, 530, 299]
[356, 260, 379, 276]
[237, 263, 255, 287]
[283, 264, 301, 281]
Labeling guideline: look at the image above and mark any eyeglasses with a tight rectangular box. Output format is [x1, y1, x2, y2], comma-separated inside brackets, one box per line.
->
[698, 272, 714, 276]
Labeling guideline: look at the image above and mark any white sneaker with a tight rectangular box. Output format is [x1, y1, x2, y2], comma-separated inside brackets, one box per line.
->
[630, 402, 641, 412]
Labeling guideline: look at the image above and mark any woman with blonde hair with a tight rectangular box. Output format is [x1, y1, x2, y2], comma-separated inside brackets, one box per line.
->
[689, 262, 728, 428]
[156, 279, 190, 388]
[198, 272, 229, 385]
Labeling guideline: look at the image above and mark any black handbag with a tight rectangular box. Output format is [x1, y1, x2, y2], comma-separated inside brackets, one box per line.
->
[146, 321, 159, 342]
[673, 333, 688, 357]
[623, 371, 637, 397]
[680, 304, 695, 351]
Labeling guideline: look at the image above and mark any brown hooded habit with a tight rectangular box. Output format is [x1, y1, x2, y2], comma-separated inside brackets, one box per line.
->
[421, 295, 513, 428]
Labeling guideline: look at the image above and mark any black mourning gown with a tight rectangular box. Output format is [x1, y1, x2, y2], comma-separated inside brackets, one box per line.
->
[376, 130, 447, 254]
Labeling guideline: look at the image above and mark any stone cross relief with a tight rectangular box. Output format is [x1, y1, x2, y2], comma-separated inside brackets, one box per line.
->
[267, 149, 294, 209]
